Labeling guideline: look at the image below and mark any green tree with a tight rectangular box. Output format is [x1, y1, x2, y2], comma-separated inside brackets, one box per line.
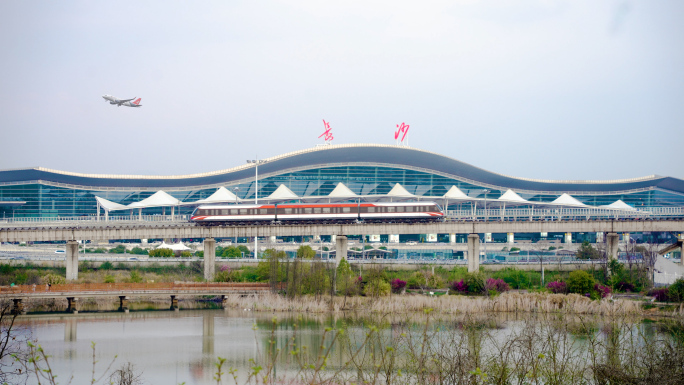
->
[180, 251, 192, 258]
[222, 246, 241, 258]
[297, 245, 316, 259]
[336, 258, 356, 306]
[576, 241, 600, 260]
[567, 270, 595, 294]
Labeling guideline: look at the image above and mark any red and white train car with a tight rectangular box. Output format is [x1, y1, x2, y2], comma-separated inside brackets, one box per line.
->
[190, 202, 443, 224]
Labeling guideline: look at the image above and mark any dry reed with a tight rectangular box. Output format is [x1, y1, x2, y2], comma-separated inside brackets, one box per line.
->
[222, 292, 682, 317]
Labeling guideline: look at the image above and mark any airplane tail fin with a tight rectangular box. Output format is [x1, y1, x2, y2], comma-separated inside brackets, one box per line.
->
[133, 98, 141, 105]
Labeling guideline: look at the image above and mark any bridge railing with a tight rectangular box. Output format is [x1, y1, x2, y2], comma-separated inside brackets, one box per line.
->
[1, 207, 683, 226]
[0, 282, 271, 295]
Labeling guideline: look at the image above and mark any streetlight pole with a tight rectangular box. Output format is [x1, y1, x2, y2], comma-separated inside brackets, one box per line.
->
[247, 158, 266, 259]
[233, 187, 240, 245]
[483, 189, 489, 264]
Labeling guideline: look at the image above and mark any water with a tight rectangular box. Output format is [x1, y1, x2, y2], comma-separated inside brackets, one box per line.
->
[6, 310, 681, 385]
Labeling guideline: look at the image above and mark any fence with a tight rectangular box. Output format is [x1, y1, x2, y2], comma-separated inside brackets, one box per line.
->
[0, 282, 271, 295]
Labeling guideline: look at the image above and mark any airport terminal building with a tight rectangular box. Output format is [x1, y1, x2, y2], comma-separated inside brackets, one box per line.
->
[1, 144, 684, 220]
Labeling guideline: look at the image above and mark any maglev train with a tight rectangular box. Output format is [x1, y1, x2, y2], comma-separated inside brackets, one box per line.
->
[190, 202, 444, 225]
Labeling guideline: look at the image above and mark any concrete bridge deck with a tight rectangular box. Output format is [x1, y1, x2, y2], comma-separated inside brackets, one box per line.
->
[2, 219, 683, 243]
[1, 282, 273, 313]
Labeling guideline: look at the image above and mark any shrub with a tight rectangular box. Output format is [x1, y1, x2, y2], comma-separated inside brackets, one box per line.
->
[451, 280, 468, 293]
[615, 281, 636, 293]
[669, 279, 684, 302]
[648, 287, 669, 302]
[485, 278, 510, 293]
[195, 251, 204, 258]
[567, 270, 595, 295]
[219, 265, 230, 272]
[390, 279, 407, 294]
[110, 245, 127, 254]
[99, 261, 114, 270]
[594, 283, 612, 298]
[407, 273, 425, 289]
[427, 274, 444, 289]
[41, 273, 66, 285]
[180, 251, 192, 258]
[363, 279, 391, 297]
[149, 248, 174, 258]
[104, 275, 115, 283]
[494, 268, 531, 289]
[129, 270, 143, 283]
[464, 272, 485, 294]
[546, 281, 567, 294]
[129, 247, 148, 255]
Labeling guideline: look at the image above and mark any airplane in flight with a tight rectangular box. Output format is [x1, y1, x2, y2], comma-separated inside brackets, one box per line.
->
[102, 95, 142, 107]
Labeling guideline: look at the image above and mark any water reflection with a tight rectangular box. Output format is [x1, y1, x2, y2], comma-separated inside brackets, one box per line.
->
[9, 310, 684, 385]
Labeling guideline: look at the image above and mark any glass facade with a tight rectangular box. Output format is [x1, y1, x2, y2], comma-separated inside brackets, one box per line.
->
[1, 147, 683, 218]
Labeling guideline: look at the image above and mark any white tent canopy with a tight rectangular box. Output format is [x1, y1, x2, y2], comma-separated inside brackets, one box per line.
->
[266, 184, 299, 201]
[498, 189, 528, 203]
[193, 187, 241, 205]
[156, 241, 191, 251]
[387, 183, 414, 198]
[95, 196, 128, 211]
[443, 186, 470, 200]
[128, 191, 181, 209]
[551, 193, 587, 207]
[328, 183, 357, 198]
[601, 200, 636, 211]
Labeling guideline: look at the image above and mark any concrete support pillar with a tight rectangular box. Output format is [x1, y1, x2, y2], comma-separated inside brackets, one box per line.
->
[66, 297, 78, 314]
[12, 299, 24, 315]
[138, 208, 142, 221]
[607, 232, 619, 261]
[203, 238, 216, 281]
[119, 296, 129, 312]
[64, 318, 77, 342]
[449, 234, 456, 244]
[66, 240, 79, 281]
[335, 235, 348, 267]
[467, 234, 480, 273]
[170, 295, 179, 310]
[564, 233, 572, 244]
[507, 233, 514, 244]
[597, 232, 604, 243]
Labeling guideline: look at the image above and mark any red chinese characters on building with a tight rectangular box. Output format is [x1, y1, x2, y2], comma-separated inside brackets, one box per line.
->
[395, 122, 409, 143]
[319, 120, 334, 142]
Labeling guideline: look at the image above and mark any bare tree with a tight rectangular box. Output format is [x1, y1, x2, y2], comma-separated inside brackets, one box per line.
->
[0, 302, 27, 384]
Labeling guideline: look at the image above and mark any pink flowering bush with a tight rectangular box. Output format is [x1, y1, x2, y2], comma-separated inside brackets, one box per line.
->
[391, 279, 407, 294]
[451, 280, 468, 293]
[485, 278, 510, 293]
[594, 283, 612, 298]
[546, 281, 567, 294]
[220, 265, 231, 272]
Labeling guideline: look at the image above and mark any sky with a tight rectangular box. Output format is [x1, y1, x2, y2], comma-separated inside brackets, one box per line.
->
[0, 1, 682, 181]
